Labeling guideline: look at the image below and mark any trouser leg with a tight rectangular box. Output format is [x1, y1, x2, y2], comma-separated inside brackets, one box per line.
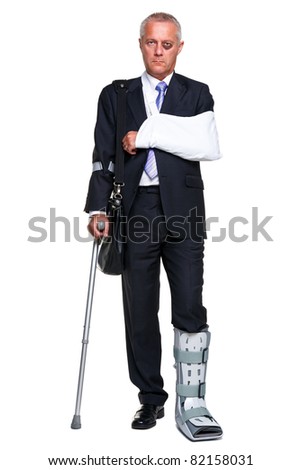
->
[121, 188, 168, 406]
[161, 236, 222, 440]
[161, 236, 207, 332]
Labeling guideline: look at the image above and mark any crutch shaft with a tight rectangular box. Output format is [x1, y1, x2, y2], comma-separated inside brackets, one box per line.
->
[71, 237, 100, 429]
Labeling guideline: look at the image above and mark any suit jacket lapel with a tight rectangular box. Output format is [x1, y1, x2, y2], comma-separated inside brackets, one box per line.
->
[126, 73, 187, 128]
[161, 73, 187, 115]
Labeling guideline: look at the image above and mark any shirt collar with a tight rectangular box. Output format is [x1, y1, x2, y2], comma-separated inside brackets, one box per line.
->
[142, 70, 174, 91]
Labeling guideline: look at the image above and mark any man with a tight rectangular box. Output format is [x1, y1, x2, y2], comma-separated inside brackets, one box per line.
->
[85, 12, 223, 441]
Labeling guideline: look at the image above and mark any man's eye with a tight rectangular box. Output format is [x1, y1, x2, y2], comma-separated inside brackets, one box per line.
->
[146, 40, 155, 46]
[163, 42, 173, 49]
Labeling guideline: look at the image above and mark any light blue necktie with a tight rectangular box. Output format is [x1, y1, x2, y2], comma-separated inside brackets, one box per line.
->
[144, 81, 168, 179]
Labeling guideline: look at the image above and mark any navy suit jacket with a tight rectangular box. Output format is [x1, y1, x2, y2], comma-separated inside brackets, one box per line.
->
[84, 73, 214, 237]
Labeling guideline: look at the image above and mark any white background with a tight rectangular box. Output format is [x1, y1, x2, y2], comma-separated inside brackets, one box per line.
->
[1, 1, 300, 468]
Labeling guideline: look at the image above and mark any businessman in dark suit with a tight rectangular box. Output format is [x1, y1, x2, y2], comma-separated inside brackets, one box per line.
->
[85, 12, 223, 441]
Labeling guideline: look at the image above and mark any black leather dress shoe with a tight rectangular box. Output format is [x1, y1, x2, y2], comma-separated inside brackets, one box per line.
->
[131, 404, 164, 430]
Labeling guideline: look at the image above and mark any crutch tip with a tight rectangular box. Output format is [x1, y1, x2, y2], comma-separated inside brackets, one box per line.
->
[71, 415, 81, 429]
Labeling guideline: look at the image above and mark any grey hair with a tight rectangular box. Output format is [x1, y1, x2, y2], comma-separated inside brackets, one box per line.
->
[140, 12, 182, 42]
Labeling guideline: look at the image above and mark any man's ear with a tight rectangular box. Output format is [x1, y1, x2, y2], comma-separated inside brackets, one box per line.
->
[177, 41, 184, 55]
[139, 38, 142, 49]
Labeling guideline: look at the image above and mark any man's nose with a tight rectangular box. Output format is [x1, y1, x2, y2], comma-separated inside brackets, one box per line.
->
[154, 43, 163, 55]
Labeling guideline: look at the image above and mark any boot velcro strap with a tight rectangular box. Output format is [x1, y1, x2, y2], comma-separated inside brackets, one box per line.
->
[174, 347, 209, 364]
[177, 382, 206, 398]
[181, 406, 212, 423]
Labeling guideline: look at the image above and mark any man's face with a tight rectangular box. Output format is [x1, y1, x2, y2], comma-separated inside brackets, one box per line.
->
[139, 21, 184, 80]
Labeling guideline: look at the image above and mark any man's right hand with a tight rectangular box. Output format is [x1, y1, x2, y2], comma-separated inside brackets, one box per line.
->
[87, 214, 110, 239]
[122, 131, 138, 155]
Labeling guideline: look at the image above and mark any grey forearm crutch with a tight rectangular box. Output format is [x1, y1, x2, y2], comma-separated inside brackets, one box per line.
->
[71, 221, 104, 429]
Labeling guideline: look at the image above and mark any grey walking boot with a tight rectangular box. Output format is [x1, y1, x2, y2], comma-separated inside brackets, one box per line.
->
[174, 328, 223, 441]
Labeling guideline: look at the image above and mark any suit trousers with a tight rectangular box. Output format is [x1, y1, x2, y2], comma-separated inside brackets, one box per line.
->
[121, 186, 208, 406]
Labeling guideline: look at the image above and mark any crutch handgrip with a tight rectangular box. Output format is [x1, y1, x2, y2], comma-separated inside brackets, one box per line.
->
[97, 221, 105, 232]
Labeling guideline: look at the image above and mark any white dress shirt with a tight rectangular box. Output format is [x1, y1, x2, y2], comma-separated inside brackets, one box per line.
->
[138, 71, 174, 186]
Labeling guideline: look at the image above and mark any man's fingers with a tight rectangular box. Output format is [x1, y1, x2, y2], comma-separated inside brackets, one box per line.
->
[87, 221, 101, 238]
[122, 131, 137, 155]
[88, 217, 110, 238]
[103, 221, 110, 237]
